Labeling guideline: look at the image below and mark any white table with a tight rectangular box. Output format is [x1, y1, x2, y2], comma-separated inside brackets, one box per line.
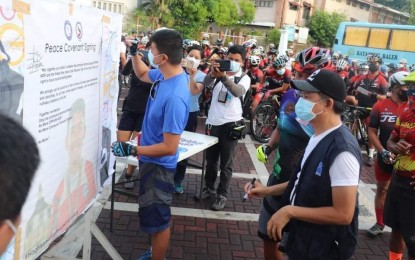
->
[110, 131, 218, 231]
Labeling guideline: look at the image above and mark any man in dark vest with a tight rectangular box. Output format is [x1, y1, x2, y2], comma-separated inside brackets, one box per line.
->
[267, 69, 362, 259]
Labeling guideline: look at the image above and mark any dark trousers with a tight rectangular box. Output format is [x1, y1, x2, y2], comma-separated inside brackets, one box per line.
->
[174, 111, 199, 184]
[204, 123, 238, 197]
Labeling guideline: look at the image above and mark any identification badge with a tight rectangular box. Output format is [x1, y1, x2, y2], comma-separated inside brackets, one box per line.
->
[218, 90, 228, 103]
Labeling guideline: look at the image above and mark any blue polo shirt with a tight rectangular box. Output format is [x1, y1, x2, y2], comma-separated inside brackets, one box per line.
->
[140, 69, 190, 168]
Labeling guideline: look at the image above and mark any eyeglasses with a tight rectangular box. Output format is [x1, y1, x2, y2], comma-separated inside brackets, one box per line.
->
[150, 80, 160, 100]
[5, 219, 17, 234]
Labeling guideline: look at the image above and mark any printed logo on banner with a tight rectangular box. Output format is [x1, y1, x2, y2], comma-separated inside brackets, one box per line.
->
[64, 20, 72, 40]
[76, 22, 83, 39]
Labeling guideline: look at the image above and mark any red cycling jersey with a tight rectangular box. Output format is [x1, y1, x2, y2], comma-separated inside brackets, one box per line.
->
[247, 68, 264, 85]
[353, 73, 389, 107]
[264, 68, 292, 89]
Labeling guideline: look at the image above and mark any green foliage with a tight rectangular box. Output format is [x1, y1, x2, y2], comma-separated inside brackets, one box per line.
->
[238, 0, 255, 24]
[169, 0, 209, 38]
[265, 29, 281, 46]
[308, 10, 347, 47]
[211, 0, 239, 27]
[408, 0, 415, 24]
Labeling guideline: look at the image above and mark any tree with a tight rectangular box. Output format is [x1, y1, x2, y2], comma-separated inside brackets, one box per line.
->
[140, 0, 190, 28]
[168, 0, 209, 39]
[265, 29, 281, 46]
[237, 0, 256, 25]
[308, 10, 347, 47]
[123, 9, 152, 33]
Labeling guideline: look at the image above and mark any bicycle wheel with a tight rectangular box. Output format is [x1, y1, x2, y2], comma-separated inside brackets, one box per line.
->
[250, 102, 278, 143]
[357, 119, 370, 154]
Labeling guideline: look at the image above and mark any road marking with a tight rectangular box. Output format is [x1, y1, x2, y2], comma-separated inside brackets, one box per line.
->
[103, 202, 259, 222]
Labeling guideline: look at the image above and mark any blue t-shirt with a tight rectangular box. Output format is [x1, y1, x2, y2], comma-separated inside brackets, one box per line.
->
[140, 69, 190, 168]
[189, 70, 206, 112]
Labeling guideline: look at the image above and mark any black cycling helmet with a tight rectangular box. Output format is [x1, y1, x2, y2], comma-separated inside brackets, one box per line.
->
[367, 54, 383, 64]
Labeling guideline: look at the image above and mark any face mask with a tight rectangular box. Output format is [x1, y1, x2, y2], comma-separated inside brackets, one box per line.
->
[299, 122, 315, 137]
[369, 63, 378, 72]
[398, 63, 404, 68]
[229, 60, 241, 73]
[295, 97, 325, 125]
[185, 55, 201, 70]
[277, 68, 285, 75]
[148, 50, 163, 69]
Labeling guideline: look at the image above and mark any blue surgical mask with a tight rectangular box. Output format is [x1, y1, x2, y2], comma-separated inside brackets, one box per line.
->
[295, 97, 325, 125]
[230, 60, 241, 73]
[148, 50, 163, 69]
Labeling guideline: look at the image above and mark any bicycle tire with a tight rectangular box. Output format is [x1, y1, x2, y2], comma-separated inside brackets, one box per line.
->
[250, 102, 278, 143]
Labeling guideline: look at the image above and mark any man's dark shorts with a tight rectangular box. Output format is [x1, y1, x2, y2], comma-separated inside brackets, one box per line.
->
[384, 173, 415, 257]
[118, 111, 145, 132]
[138, 162, 175, 234]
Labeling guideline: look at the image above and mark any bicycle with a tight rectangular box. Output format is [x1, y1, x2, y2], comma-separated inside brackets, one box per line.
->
[249, 89, 281, 143]
[342, 105, 372, 154]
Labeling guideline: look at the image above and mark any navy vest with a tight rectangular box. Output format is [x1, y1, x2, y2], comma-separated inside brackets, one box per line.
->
[282, 125, 362, 260]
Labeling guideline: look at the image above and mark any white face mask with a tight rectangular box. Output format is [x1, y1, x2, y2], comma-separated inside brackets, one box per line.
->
[185, 55, 201, 69]
[229, 60, 241, 73]
[277, 68, 285, 75]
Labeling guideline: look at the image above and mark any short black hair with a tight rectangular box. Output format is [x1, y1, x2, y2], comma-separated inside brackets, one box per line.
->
[0, 114, 40, 221]
[320, 93, 345, 115]
[150, 29, 183, 65]
[228, 45, 246, 62]
[187, 44, 204, 59]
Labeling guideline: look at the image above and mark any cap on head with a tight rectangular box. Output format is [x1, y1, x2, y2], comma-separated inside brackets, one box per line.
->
[290, 69, 346, 102]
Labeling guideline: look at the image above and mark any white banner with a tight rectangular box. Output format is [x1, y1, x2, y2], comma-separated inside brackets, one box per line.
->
[0, 1, 121, 259]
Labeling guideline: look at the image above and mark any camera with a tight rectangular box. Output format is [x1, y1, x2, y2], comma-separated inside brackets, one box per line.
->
[216, 59, 231, 71]
[126, 39, 139, 44]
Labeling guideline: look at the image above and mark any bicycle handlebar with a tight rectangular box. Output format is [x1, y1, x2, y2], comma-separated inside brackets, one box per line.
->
[346, 105, 372, 111]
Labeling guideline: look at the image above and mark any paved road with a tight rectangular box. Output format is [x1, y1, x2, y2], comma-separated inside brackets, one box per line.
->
[88, 87, 408, 259]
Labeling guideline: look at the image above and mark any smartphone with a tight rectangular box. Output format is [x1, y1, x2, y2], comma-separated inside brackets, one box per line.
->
[216, 59, 231, 71]
[185, 59, 197, 69]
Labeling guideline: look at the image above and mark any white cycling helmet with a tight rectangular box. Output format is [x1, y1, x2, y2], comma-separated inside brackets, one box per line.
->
[141, 36, 149, 45]
[252, 49, 261, 56]
[389, 71, 409, 87]
[191, 40, 200, 46]
[201, 40, 210, 46]
[249, 55, 261, 66]
[336, 59, 348, 70]
[277, 54, 289, 63]
[203, 33, 209, 39]
[258, 46, 264, 52]
[228, 41, 234, 48]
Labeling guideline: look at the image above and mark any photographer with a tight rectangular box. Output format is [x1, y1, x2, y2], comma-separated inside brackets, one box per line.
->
[201, 45, 251, 211]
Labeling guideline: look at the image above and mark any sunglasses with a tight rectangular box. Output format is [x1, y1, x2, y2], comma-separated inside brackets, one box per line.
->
[150, 80, 160, 100]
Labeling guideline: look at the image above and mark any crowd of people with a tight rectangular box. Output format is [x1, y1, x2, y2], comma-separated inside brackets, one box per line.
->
[1, 27, 414, 260]
[112, 29, 415, 260]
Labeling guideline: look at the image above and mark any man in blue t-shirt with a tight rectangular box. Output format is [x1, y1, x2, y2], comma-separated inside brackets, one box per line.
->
[111, 29, 190, 260]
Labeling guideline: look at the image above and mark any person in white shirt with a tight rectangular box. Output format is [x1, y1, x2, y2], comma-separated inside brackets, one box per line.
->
[201, 45, 251, 211]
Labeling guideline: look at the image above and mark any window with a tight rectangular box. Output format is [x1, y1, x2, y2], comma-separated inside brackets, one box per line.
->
[103, 2, 107, 10]
[359, 3, 364, 9]
[365, 4, 370, 11]
[344, 26, 369, 46]
[303, 6, 311, 19]
[254, 0, 258, 6]
[368, 28, 390, 49]
[352, 1, 356, 7]
[108, 3, 112, 11]
[93, 1, 96, 7]
[113, 4, 117, 12]
[258, 1, 273, 7]
[97, 2, 101, 8]
[346, 0, 351, 5]
[390, 30, 415, 52]
[118, 4, 122, 13]
[336, 0, 341, 2]
[289, 2, 299, 10]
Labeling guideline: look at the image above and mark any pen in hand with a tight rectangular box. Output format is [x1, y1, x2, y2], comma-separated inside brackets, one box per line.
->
[243, 178, 256, 202]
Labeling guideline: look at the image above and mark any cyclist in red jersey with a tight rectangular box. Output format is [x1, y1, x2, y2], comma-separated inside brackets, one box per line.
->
[247, 55, 264, 95]
[366, 72, 409, 238]
[336, 59, 349, 80]
[385, 71, 415, 260]
[348, 63, 368, 88]
[397, 59, 409, 72]
[251, 57, 292, 112]
[346, 54, 389, 166]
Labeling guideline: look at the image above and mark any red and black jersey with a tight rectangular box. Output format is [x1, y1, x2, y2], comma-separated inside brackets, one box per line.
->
[337, 70, 349, 80]
[353, 73, 389, 108]
[247, 68, 264, 85]
[264, 68, 292, 89]
[369, 98, 404, 148]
